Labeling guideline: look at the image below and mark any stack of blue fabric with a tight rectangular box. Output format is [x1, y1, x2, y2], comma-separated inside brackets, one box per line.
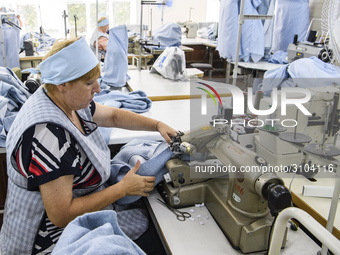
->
[93, 90, 152, 144]
[51, 210, 146, 255]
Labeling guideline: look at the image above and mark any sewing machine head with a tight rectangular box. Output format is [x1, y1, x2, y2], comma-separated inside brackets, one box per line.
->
[158, 116, 291, 253]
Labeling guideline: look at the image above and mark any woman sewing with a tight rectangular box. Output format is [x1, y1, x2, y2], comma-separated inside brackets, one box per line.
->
[89, 16, 110, 61]
[0, 37, 176, 255]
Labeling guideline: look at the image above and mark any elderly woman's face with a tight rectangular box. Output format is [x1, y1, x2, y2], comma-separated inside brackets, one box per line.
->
[63, 78, 100, 110]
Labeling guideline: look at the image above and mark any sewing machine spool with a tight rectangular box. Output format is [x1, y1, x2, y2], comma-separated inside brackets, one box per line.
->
[279, 109, 312, 143]
[304, 143, 340, 157]
[279, 132, 312, 144]
[258, 124, 287, 133]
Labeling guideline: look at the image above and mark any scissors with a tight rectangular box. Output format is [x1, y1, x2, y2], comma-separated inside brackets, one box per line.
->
[157, 198, 191, 221]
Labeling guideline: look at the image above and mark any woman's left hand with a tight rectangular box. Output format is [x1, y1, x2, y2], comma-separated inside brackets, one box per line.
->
[156, 121, 177, 144]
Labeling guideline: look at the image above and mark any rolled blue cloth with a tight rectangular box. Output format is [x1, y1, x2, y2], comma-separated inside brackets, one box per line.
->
[109, 139, 173, 205]
[100, 25, 129, 87]
[51, 210, 145, 255]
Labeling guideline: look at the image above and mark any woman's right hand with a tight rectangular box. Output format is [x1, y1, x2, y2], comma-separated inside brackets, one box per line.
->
[119, 160, 156, 197]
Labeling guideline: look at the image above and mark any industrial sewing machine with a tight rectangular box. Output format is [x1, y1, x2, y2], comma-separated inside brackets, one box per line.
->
[184, 21, 198, 38]
[158, 107, 292, 253]
[255, 86, 340, 168]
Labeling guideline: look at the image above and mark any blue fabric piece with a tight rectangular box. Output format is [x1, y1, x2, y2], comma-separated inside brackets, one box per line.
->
[39, 37, 99, 85]
[0, 21, 20, 69]
[207, 24, 217, 40]
[51, 211, 145, 255]
[268, 51, 289, 64]
[216, 0, 239, 61]
[108, 139, 173, 205]
[240, 0, 264, 63]
[0, 67, 31, 147]
[94, 90, 152, 113]
[217, 0, 264, 62]
[257, 0, 271, 16]
[262, 0, 275, 59]
[271, 0, 310, 53]
[99, 25, 129, 88]
[152, 22, 182, 47]
[262, 57, 340, 96]
[93, 90, 152, 144]
[20, 32, 56, 51]
[21, 68, 40, 74]
[262, 64, 290, 96]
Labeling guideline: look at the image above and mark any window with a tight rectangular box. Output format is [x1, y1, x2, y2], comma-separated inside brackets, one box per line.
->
[111, 1, 131, 27]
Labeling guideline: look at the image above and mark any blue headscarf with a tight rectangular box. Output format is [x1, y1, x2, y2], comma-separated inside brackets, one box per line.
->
[39, 37, 99, 85]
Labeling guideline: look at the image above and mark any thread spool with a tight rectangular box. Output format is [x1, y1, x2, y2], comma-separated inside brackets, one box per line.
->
[254, 90, 263, 110]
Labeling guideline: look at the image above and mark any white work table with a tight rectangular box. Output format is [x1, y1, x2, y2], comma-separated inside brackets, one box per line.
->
[126, 68, 203, 101]
[147, 190, 321, 255]
[108, 97, 214, 145]
[108, 99, 191, 144]
[279, 172, 340, 239]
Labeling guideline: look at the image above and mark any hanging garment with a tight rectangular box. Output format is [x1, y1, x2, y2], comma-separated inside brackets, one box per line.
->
[240, 0, 265, 63]
[216, 0, 239, 61]
[217, 0, 265, 63]
[0, 22, 20, 68]
[258, 0, 275, 59]
[99, 25, 129, 87]
[271, 0, 310, 53]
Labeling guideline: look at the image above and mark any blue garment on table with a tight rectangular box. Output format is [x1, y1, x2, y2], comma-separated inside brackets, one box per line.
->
[152, 22, 182, 47]
[51, 211, 145, 255]
[261, 57, 340, 96]
[271, 0, 309, 53]
[20, 32, 56, 51]
[94, 90, 152, 113]
[268, 51, 289, 64]
[0, 67, 31, 147]
[240, 0, 264, 63]
[99, 25, 129, 88]
[109, 139, 173, 205]
[93, 90, 152, 144]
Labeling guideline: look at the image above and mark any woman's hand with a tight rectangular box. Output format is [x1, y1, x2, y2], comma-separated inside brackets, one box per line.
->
[119, 160, 156, 197]
[156, 121, 177, 144]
